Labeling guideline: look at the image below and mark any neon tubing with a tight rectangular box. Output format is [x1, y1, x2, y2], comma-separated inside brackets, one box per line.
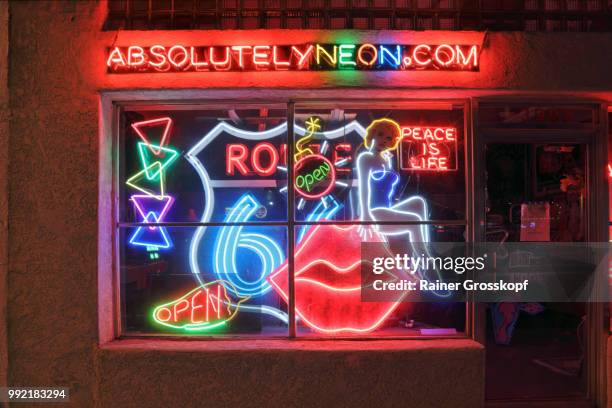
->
[136, 142, 179, 180]
[213, 194, 284, 297]
[131, 117, 173, 154]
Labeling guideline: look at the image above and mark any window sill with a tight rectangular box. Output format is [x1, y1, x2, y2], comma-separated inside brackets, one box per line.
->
[97, 337, 485, 407]
[100, 337, 483, 352]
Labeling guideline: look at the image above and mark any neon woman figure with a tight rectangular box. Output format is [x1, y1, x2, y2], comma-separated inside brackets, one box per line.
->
[356, 118, 446, 288]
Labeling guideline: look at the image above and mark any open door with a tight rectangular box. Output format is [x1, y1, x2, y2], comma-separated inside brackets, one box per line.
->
[473, 101, 608, 406]
[484, 142, 588, 400]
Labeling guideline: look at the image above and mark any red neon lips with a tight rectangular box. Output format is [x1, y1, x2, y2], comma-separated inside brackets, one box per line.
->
[268, 224, 402, 334]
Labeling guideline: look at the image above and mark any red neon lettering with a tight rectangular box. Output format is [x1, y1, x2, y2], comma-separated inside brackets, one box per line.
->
[429, 142, 440, 155]
[279, 143, 288, 166]
[446, 128, 456, 141]
[158, 284, 226, 325]
[156, 307, 172, 322]
[434, 44, 455, 67]
[412, 127, 422, 140]
[107, 43, 479, 73]
[251, 142, 279, 176]
[127, 46, 145, 66]
[456, 45, 478, 67]
[190, 290, 205, 323]
[149, 45, 167, 68]
[106, 46, 126, 67]
[209, 46, 231, 70]
[272, 46, 290, 69]
[402, 126, 455, 142]
[291, 45, 313, 69]
[253, 45, 271, 68]
[189, 46, 209, 69]
[168, 45, 189, 68]
[204, 287, 222, 322]
[411, 156, 448, 170]
[333, 143, 352, 173]
[400, 126, 457, 172]
[226, 144, 250, 176]
[231, 45, 251, 68]
[413, 44, 432, 66]
[438, 157, 448, 170]
[357, 43, 378, 66]
[173, 299, 190, 322]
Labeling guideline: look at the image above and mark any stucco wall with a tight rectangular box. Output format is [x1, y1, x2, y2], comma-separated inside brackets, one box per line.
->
[4, 1, 612, 407]
[0, 0, 8, 392]
[99, 339, 483, 408]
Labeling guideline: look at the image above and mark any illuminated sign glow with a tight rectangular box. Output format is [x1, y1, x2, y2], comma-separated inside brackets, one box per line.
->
[152, 280, 249, 332]
[213, 194, 285, 297]
[107, 43, 479, 73]
[224, 141, 353, 177]
[268, 224, 404, 334]
[398, 126, 458, 172]
[294, 154, 336, 200]
[126, 117, 179, 253]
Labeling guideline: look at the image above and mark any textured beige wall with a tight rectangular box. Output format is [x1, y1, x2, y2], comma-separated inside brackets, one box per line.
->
[0, 0, 8, 392]
[4, 1, 612, 407]
[7, 2, 103, 406]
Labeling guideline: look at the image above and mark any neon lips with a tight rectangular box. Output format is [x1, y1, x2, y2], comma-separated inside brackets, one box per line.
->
[268, 224, 403, 334]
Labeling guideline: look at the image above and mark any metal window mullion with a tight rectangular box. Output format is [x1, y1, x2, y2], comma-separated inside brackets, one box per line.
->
[287, 101, 296, 338]
[117, 220, 469, 227]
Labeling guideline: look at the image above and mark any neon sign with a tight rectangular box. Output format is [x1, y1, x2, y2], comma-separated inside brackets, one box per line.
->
[225, 141, 353, 178]
[126, 117, 179, 255]
[152, 280, 249, 332]
[268, 224, 404, 334]
[398, 126, 458, 172]
[131, 117, 173, 153]
[213, 194, 285, 297]
[107, 43, 479, 73]
[294, 154, 336, 199]
[128, 194, 175, 249]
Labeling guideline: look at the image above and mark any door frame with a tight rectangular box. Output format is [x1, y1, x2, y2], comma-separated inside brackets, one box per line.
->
[470, 98, 609, 406]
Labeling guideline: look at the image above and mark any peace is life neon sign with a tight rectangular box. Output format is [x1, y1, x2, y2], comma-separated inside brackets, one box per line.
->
[106, 43, 479, 73]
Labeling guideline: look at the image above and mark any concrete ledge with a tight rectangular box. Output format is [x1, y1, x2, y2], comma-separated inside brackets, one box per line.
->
[97, 339, 484, 408]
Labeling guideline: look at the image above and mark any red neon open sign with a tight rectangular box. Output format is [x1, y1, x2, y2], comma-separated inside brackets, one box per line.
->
[398, 126, 458, 172]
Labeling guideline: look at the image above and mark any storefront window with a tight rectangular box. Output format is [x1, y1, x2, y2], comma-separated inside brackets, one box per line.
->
[117, 102, 467, 337]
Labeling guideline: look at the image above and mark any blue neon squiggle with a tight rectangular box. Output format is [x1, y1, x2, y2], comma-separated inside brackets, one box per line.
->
[213, 194, 284, 297]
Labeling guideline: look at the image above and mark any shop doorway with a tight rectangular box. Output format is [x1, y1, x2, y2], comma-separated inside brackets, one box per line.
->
[472, 101, 608, 406]
[484, 142, 588, 400]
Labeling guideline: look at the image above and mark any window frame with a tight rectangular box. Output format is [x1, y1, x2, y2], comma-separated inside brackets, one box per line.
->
[107, 96, 473, 340]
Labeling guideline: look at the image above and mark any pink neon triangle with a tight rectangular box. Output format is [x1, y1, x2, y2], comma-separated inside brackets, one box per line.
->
[131, 117, 173, 155]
